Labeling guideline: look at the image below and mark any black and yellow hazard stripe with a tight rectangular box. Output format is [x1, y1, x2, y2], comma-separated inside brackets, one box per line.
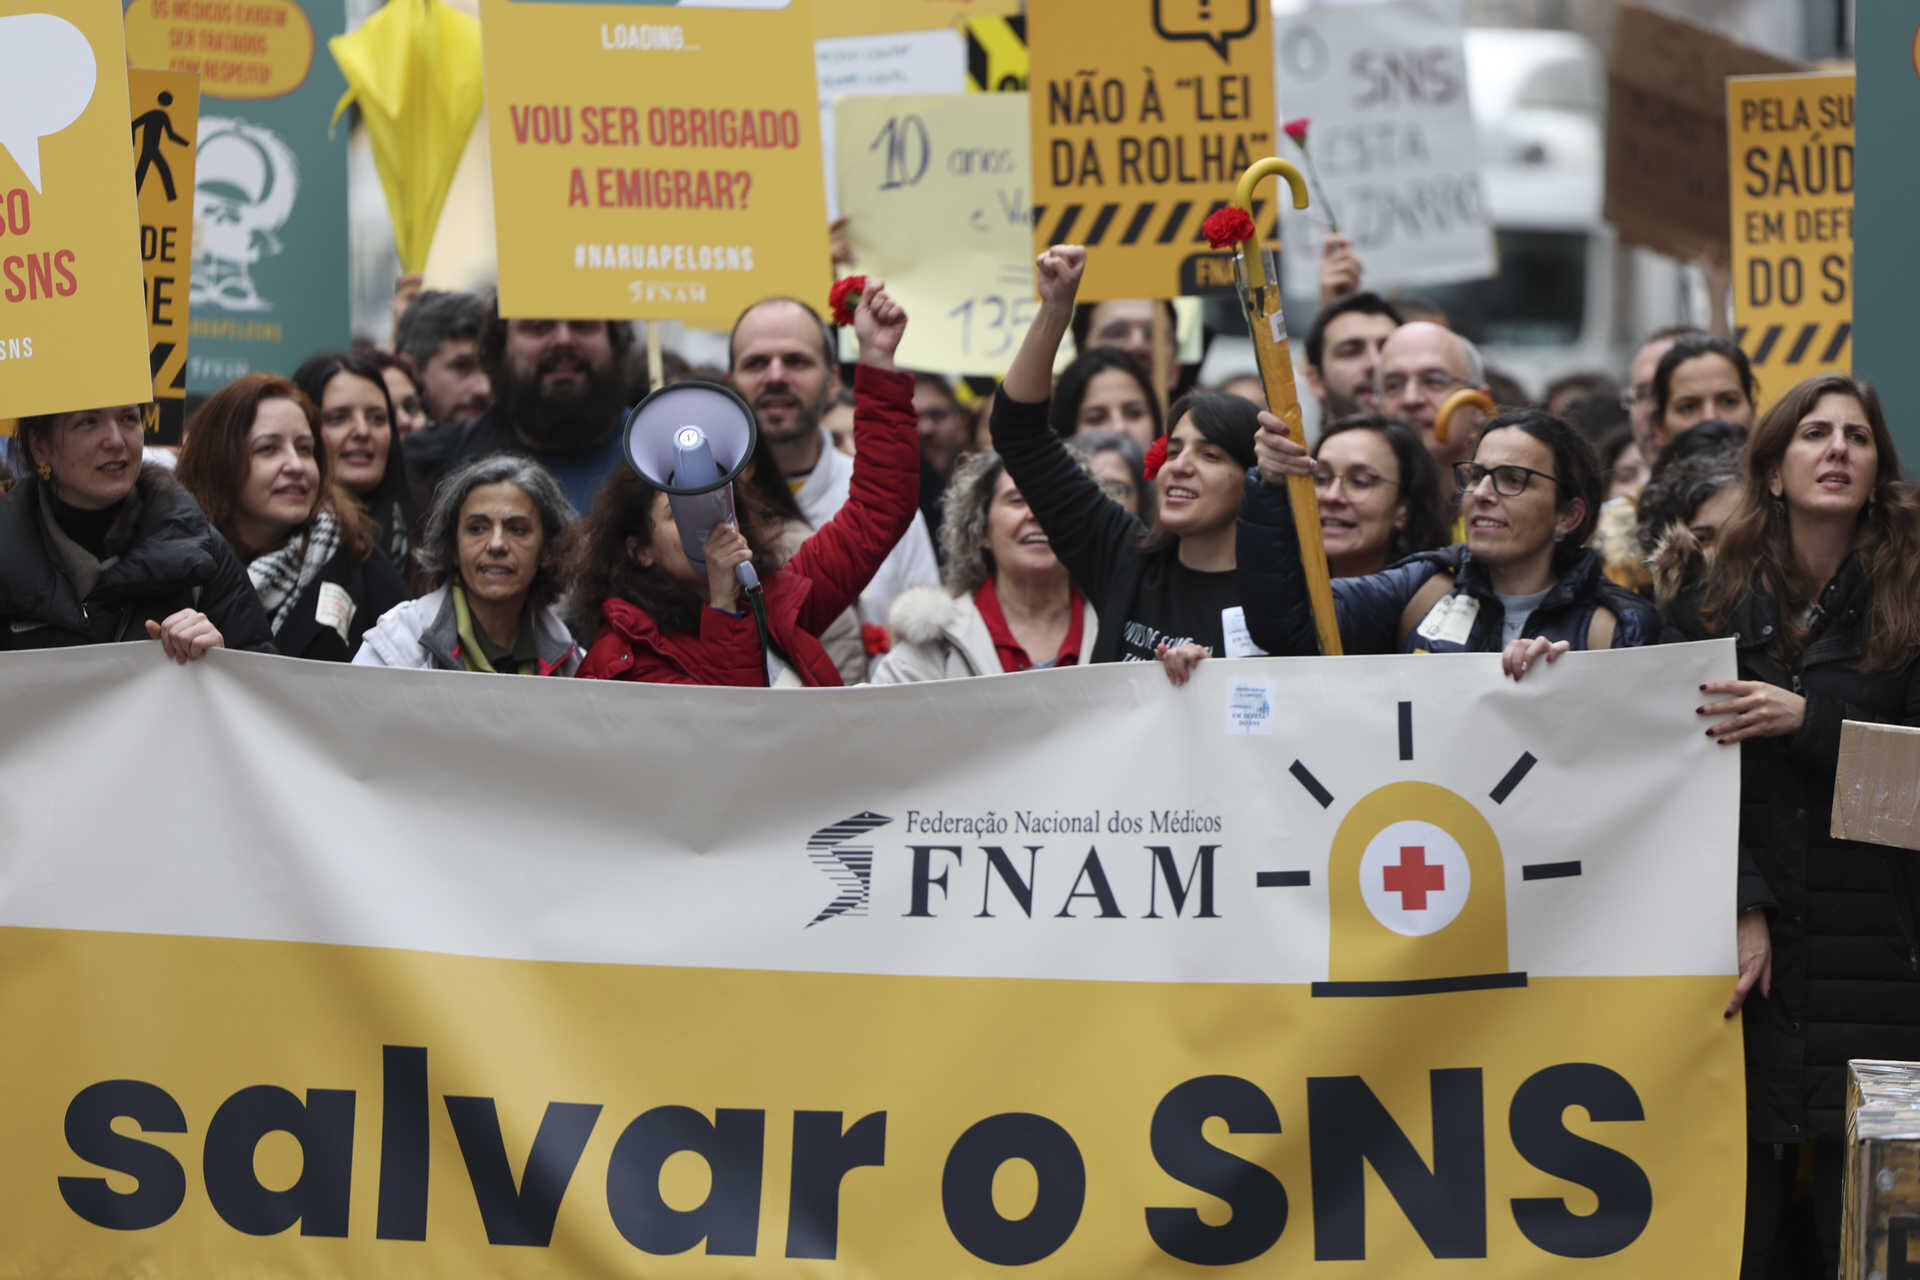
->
[1030, 198, 1281, 249]
[1735, 321, 1852, 368]
[966, 14, 1026, 93]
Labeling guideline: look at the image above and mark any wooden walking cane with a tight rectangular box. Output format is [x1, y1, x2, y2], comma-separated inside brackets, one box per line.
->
[1211, 159, 1342, 656]
[1434, 387, 1495, 446]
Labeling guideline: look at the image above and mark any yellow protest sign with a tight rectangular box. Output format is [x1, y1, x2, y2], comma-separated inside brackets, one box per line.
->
[0, 0, 153, 420]
[481, 0, 829, 326]
[965, 13, 1026, 93]
[129, 68, 197, 446]
[838, 94, 1031, 374]
[814, 0, 1018, 40]
[1728, 71, 1854, 410]
[1029, 0, 1277, 301]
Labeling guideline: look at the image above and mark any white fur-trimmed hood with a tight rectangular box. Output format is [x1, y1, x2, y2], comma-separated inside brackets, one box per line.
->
[885, 585, 964, 645]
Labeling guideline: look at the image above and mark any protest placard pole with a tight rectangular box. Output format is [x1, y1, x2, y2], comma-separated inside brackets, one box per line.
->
[646, 321, 665, 394]
[1213, 157, 1339, 656]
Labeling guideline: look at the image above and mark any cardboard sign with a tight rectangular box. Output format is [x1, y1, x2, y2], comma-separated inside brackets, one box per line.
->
[1273, 0, 1495, 292]
[1851, 4, 1920, 469]
[838, 94, 1031, 374]
[1029, 0, 1277, 301]
[481, 0, 829, 327]
[814, 0, 1018, 40]
[0, 0, 152, 421]
[816, 29, 965, 220]
[1604, 4, 1800, 262]
[122, 0, 351, 390]
[1726, 72, 1853, 412]
[1831, 720, 1920, 852]
[129, 68, 197, 445]
[0, 641, 1747, 1275]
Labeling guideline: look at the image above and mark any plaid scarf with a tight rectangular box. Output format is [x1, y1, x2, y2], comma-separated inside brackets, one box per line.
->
[247, 508, 339, 636]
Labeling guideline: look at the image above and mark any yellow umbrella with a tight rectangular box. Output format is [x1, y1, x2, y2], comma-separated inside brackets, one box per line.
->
[328, 0, 483, 273]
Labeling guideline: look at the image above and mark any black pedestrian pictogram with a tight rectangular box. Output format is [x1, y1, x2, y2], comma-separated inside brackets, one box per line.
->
[132, 91, 192, 202]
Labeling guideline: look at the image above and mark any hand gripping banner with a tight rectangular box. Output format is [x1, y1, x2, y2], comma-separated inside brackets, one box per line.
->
[0, 642, 1745, 1274]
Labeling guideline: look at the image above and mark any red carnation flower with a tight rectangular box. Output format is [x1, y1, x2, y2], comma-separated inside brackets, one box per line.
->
[1283, 117, 1310, 145]
[1200, 206, 1256, 249]
[1142, 435, 1169, 481]
[862, 623, 891, 656]
[828, 275, 867, 326]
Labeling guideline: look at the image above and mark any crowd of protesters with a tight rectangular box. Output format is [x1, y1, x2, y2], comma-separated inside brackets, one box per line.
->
[0, 230, 1916, 1280]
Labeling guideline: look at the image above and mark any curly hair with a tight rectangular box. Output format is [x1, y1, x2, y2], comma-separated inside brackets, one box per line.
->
[415, 454, 575, 606]
[1700, 373, 1920, 670]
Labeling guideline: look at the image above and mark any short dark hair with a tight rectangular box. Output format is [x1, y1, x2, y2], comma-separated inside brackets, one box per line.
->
[478, 299, 636, 380]
[1304, 292, 1402, 371]
[1070, 299, 1177, 358]
[1050, 347, 1163, 439]
[1543, 370, 1621, 411]
[1316, 413, 1448, 560]
[1472, 409, 1603, 568]
[1131, 392, 1259, 555]
[727, 296, 835, 370]
[1651, 332, 1756, 425]
[393, 290, 490, 370]
[1655, 417, 1748, 467]
[1636, 451, 1740, 558]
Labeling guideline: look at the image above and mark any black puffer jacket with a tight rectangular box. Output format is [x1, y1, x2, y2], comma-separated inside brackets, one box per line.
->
[0, 468, 273, 652]
[1665, 559, 1920, 1143]
[1238, 475, 1659, 653]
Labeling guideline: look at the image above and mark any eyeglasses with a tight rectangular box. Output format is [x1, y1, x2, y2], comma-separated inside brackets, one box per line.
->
[1453, 461, 1559, 497]
[1379, 369, 1466, 397]
[1096, 478, 1137, 503]
[1312, 465, 1394, 493]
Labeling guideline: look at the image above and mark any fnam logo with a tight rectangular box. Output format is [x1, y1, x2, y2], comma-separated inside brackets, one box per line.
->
[806, 811, 892, 927]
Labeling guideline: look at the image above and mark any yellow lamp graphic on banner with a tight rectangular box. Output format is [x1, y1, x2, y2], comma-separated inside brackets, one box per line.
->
[327, 0, 482, 272]
[1291, 702, 1563, 998]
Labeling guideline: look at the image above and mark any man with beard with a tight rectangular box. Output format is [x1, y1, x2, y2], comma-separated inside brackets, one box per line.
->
[730, 295, 939, 654]
[408, 306, 635, 516]
[1303, 292, 1401, 419]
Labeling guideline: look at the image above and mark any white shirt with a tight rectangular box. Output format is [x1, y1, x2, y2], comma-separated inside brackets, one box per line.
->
[790, 426, 941, 632]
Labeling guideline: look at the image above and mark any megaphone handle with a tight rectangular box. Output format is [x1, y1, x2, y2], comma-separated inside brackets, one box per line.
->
[734, 561, 761, 593]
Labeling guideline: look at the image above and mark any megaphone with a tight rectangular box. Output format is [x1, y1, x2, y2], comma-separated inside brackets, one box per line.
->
[622, 379, 762, 594]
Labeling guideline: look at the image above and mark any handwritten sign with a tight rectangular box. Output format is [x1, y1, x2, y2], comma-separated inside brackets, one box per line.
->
[1029, 0, 1276, 301]
[1727, 72, 1853, 411]
[838, 94, 1031, 374]
[817, 29, 965, 220]
[481, 0, 829, 325]
[129, 68, 198, 444]
[1273, 0, 1495, 292]
[814, 0, 1018, 40]
[0, 0, 150, 420]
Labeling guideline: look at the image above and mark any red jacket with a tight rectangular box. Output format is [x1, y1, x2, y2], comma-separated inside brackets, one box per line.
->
[577, 365, 918, 686]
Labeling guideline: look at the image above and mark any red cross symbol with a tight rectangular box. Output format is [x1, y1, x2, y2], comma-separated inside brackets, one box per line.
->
[1383, 845, 1445, 911]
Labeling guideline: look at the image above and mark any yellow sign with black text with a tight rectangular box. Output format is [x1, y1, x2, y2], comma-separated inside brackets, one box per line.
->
[0, 643, 1748, 1275]
[129, 68, 197, 445]
[480, 0, 829, 326]
[0, 0, 154, 420]
[1028, 0, 1277, 300]
[1728, 71, 1854, 410]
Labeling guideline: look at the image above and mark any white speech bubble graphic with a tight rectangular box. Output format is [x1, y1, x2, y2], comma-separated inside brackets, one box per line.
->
[0, 14, 99, 192]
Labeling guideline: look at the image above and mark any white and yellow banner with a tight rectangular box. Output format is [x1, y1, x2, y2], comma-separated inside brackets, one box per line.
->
[0, 642, 1744, 1274]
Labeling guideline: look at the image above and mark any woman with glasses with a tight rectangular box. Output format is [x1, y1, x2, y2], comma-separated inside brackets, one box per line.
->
[1067, 430, 1148, 520]
[872, 449, 1097, 682]
[1312, 414, 1448, 578]
[1238, 408, 1658, 655]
